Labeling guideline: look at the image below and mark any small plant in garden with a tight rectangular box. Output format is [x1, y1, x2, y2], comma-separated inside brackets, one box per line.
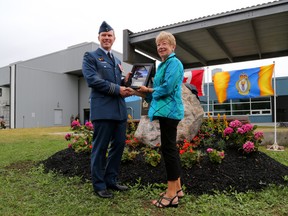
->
[122, 147, 139, 163]
[185, 114, 265, 166]
[125, 114, 140, 149]
[126, 114, 138, 134]
[122, 114, 141, 162]
[179, 139, 201, 168]
[125, 134, 139, 149]
[196, 113, 228, 150]
[65, 120, 93, 153]
[143, 146, 161, 167]
[206, 148, 225, 164]
[223, 119, 264, 152]
[192, 114, 264, 153]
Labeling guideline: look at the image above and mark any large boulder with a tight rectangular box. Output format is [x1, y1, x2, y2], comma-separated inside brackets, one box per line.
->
[134, 84, 204, 146]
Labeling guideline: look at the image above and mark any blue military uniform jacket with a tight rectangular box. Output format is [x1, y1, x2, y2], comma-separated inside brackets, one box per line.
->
[82, 48, 127, 121]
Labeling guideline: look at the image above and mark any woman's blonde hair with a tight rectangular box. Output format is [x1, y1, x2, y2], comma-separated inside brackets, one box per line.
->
[155, 31, 176, 46]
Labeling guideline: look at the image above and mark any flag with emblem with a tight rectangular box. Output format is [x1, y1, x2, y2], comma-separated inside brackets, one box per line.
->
[213, 64, 274, 103]
[183, 69, 205, 96]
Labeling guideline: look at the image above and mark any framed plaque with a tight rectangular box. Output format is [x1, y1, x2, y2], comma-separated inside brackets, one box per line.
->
[129, 63, 154, 89]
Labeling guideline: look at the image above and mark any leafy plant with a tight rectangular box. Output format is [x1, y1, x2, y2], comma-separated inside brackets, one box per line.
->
[143, 147, 161, 167]
[196, 113, 228, 150]
[184, 114, 265, 165]
[122, 147, 139, 163]
[65, 120, 93, 152]
[192, 114, 264, 153]
[126, 114, 139, 135]
[125, 134, 139, 149]
[223, 119, 264, 152]
[206, 148, 225, 164]
[179, 139, 202, 168]
[125, 114, 140, 149]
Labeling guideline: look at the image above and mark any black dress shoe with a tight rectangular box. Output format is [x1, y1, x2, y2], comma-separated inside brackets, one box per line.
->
[95, 189, 113, 198]
[107, 184, 129, 191]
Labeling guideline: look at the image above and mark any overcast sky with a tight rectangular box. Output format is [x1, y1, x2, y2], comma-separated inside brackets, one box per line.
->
[0, 0, 286, 77]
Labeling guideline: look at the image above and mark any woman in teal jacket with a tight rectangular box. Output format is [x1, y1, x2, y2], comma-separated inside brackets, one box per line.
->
[137, 31, 184, 208]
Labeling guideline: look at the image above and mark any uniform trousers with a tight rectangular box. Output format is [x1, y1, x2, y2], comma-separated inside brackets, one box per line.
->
[91, 119, 127, 191]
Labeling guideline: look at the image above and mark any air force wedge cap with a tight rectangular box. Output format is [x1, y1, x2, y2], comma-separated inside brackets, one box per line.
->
[98, 21, 113, 34]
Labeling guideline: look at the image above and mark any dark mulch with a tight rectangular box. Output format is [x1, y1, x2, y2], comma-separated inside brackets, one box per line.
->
[41, 148, 288, 195]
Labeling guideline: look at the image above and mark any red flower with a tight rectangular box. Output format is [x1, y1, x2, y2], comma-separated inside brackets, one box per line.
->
[179, 149, 185, 155]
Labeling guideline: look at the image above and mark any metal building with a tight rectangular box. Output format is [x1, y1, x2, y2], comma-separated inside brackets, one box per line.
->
[0, 42, 132, 128]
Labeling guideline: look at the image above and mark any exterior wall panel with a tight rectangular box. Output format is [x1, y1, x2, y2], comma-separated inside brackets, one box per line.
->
[0, 66, 10, 85]
[15, 66, 78, 128]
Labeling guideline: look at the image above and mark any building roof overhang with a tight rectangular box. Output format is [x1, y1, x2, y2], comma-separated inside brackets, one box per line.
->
[123, 0, 288, 69]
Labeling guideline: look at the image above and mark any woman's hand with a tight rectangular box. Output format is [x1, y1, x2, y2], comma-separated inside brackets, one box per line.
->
[137, 86, 150, 93]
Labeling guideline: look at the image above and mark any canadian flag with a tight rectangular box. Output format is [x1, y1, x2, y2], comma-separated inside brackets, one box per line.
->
[183, 69, 205, 96]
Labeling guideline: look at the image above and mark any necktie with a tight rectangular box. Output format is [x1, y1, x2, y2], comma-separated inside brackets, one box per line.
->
[108, 52, 114, 61]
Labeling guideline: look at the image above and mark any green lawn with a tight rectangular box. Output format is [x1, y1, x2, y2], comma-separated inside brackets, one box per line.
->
[1, 127, 288, 216]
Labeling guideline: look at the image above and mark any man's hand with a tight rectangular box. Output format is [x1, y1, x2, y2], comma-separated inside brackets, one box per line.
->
[120, 86, 133, 97]
[128, 87, 147, 98]
[124, 72, 132, 85]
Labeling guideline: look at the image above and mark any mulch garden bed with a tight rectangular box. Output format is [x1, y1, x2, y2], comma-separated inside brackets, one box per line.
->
[41, 147, 288, 195]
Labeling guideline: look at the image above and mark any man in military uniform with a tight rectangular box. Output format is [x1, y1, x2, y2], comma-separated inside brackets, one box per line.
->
[82, 21, 132, 198]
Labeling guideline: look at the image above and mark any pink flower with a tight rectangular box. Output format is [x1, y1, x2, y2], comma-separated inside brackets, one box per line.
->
[85, 121, 93, 130]
[224, 127, 233, 136]
[254, 131, 264, 140]
[229, 120, 242, 128]
[71, 120, 81, 129]
[206, 148, 214, 153]
[68, 143, 72, 148]
[218, 151, 225, 158]
[65, 133, 71, 141]
[243, 141, 255, 153]
[241, 124, 253, 133]
[237, 127, 245, 134]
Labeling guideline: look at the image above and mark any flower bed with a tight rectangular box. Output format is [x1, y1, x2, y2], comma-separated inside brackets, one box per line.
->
[64, 114, 264, 168]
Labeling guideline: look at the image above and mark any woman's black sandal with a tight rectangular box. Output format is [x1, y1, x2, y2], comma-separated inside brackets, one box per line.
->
[160, 188, 184, 199]
[177, 188, 184, 198]
[153, 195, 178, 208]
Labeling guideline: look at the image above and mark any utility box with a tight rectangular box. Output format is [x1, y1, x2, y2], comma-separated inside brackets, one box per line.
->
[125, 96, 142, 120]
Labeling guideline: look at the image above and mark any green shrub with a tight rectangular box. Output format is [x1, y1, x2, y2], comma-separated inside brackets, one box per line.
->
[143, 147, 161, 167]
[64, 120, 93, 153]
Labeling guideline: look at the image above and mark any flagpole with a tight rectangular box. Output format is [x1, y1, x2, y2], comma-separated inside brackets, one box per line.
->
[267, 61, 284, 151]
[207, 66, 210, 116]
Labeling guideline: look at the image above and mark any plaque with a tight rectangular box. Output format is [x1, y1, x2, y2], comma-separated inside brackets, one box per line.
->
[129, 63, 154, 89]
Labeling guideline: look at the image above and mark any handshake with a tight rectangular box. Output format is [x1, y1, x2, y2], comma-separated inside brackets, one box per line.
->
[121, 86, 150, 98]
